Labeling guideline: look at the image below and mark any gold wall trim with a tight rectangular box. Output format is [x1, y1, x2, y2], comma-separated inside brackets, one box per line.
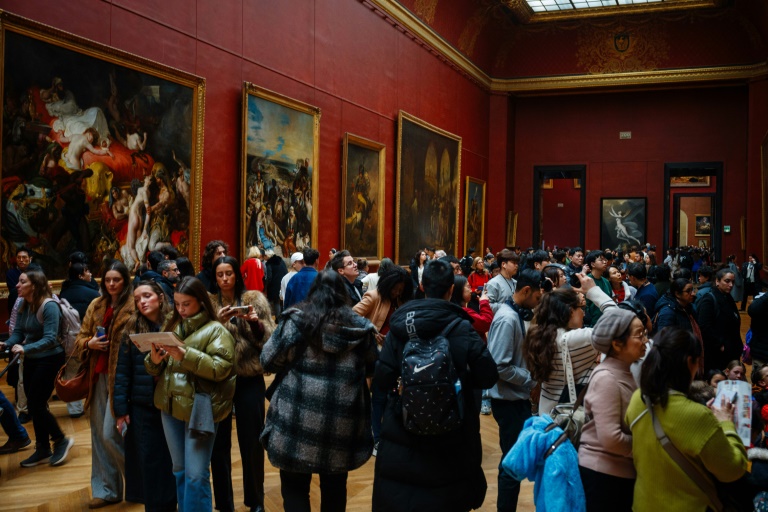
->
[363, 0, 492, 88]
[491, 62, 768, 93]
[363, 1, 767, 94]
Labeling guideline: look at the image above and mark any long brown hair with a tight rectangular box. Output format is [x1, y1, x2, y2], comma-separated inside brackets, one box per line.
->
[100, 260, 134, 314]
[523, 288, 581, 382]
[165, 277, 217, 333]
[126, 280, 172, 342]
[20, 269, 51, 312]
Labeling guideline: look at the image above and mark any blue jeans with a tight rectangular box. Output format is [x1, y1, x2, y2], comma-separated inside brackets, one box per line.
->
[162, 412, 218, 512]
[0, 389, 27, 441]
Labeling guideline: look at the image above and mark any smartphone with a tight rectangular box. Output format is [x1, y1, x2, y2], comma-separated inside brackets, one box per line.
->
[230, 306, 250, 313]
[119, 422, 128, 438]
[96, 326, 106, 338]
[477, 286, 484, 292]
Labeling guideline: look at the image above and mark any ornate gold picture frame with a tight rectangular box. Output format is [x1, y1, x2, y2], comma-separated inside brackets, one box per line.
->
[0, 12, 205, 294]
[341, 133, 385, 261]
[395, 111, 461, 266]
[240, 83, 320, 262]
[464, 177, 485, 256]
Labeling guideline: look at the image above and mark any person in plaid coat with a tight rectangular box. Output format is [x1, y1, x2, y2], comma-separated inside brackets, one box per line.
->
[260, 270, 378, 512]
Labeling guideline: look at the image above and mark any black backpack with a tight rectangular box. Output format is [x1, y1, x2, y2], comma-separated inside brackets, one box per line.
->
[400, 316, 464, 435]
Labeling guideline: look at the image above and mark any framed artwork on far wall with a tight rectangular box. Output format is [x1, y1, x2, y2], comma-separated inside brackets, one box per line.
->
[0, 12, 205, 292]
[463, 177, 486, 256]
[600, 198, 646, 251]
[507, 211, 518, 248]
[695, 214, 712, 236]
[670, 176, 711, 187]
[240, 83, 320, 262]
[395, 111, 461, 266]
[341, 133, 385, 260]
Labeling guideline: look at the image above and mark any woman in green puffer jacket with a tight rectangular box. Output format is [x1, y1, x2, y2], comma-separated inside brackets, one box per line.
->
[145, 276, 235, 512]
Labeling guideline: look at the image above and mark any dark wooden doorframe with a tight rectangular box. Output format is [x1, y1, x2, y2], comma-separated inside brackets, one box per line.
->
[532, 165, 586, 249]
[663, 162, 723, 260]
[672, 192, 716, 249]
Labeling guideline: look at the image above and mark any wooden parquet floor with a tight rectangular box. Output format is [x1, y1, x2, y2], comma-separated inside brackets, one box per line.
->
[0, 378, 534, 512]
[0, 311, 752, 511]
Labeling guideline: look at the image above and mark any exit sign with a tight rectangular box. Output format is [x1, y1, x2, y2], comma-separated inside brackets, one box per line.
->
[619, 131, 632, 139]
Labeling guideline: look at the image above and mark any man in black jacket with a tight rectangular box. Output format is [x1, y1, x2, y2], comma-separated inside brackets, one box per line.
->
[372, 259, 499, 512]
[749, 292, 768, 381]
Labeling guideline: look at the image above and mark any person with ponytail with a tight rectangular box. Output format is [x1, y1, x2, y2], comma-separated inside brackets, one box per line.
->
[625, 327, 748, 511]
[523, 273, 617, 416]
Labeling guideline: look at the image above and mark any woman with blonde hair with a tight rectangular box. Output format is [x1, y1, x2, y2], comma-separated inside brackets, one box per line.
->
[240, 245, 265, 292]
[467, 256, 490, 294]
[1, 269, 74, 468]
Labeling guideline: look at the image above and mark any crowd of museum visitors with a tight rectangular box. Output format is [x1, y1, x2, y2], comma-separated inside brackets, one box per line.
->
[0, 239, 766, 511]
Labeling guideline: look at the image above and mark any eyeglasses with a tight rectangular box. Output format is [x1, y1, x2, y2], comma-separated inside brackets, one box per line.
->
[633, 331, 649, 340]
[682, 288, 694, 294]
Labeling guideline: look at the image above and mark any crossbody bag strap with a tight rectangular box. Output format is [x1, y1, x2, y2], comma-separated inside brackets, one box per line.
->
[643, 396, 723, 512]
[561, 333, 578, 403]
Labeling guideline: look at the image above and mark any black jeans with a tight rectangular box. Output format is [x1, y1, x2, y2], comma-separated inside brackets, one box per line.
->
[491, 398, 532, 512]
[23, 352, 65, 450]
[280, 470, 348, 512]
[211, 375, 266, 511]
[579, 465, 634, 512]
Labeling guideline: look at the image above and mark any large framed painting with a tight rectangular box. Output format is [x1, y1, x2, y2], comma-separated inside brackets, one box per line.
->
[695, 214, 712, 236]
[341, 133, 385, 260]
[0, 12, 204, 293]
[240, 83, 320, 262]
[600, 198, 646, 251]
[395, 111, 461, 266]
[463, 177, 485, 255]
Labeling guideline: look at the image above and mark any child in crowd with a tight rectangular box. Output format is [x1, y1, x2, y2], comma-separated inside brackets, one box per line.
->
[687, 380, 715, 405]
[707, 369, 726, 388]
[724, 360, 747, 382]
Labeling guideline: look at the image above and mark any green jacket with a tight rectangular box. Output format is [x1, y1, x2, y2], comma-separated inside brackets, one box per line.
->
[144, 311, 236, 423]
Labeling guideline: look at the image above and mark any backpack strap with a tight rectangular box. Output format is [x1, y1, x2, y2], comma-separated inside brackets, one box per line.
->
[439, 317, 464, 339]
[35, 298, 58, 324]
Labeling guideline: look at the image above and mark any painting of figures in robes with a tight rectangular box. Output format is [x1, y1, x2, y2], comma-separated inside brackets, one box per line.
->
[395, 111, 461, 266]
[341, 133, 385, 260]
[464, 177, 486, 256]
[240, 83, 320, 262]
[0, 12, 204, 288]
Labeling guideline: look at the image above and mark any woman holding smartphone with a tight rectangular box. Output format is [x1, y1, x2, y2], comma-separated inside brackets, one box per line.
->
[113, 281, 176, 511]
[209, 256, 275, 512]
[145, 277, 235, 512]
[76, 261, 135, 509]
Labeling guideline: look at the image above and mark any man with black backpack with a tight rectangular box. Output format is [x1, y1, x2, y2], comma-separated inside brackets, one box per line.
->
[372, 259, 498, 512]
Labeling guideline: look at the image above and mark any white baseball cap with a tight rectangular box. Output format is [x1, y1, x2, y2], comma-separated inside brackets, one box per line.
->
[290, 252, 304, 264]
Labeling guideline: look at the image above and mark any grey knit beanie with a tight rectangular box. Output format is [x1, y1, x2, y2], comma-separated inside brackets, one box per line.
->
[591, 308, 637, 354]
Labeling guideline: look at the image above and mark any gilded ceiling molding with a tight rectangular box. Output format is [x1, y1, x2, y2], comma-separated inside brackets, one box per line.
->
[575, 24, 670, 74]
[490, 61, 768, 93]
[361, 0, 766, 94]
[362, 0, 492, 88]
[502, 0, 726, 24]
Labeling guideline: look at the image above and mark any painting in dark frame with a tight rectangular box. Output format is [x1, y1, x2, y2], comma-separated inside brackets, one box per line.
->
[600, 198, 646, 251]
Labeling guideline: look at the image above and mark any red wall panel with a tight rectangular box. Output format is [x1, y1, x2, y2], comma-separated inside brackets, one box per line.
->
[541, 179, 581, 249]
[0, 0, 491, 268]
[513, 87, 749, 257]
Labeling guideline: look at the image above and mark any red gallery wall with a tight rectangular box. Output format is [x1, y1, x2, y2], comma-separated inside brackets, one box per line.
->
[541, 179, 581, 248]
[0, 0, 492, 266]
[512, 86, 750, 258]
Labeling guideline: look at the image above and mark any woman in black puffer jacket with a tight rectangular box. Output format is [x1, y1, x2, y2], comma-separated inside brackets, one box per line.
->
[113, 281, 176, 511]
[696, 268, 742, 374]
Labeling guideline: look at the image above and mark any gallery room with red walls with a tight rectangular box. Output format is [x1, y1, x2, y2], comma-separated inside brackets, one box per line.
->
[0, 0, 766, 290]
[0, 1, 767, 509]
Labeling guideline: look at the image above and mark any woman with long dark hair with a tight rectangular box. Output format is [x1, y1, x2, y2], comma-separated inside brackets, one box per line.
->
[113, 281, 176, 511]
[2, 269, 74, 468]
[75, 261, 135, 507]
[696, 267, 742, 373]
[653, 277, 702, 357]
[209, 256, 275, 512]
[522, 274, 616, 416]
[409, 250, 428, 299]
[626, 327, 747, 511]
[145, 277, 236, 511]
[353, 266, 412, 454]
[450, 274, 493, 341]
[195, 240, 228, 292]
[261, 270, 378, 511]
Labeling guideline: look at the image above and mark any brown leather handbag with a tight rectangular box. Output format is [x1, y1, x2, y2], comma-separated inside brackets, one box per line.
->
[54, 353, 90, 403]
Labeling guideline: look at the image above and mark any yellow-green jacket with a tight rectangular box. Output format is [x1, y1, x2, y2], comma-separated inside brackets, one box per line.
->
[144, 311, 236, 423]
